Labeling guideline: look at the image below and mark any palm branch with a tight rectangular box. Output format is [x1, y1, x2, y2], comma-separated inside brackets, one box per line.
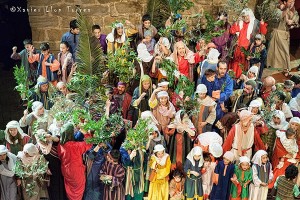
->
[147, 0, 171, 30]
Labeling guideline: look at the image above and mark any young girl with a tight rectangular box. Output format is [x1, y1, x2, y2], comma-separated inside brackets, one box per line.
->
[249, 150, 273, 200]
[149, 90, 176, 143]
[202, 152, 217, 200]
[230, 156, 253, 200]
[148, 144, 171, 200]
[169, 169, 185, 200]
[4, 120, 31, 155]
[28, 42, 60, 86]
[142, 30, 156, 54]
[57, 41, 73, 83]
[184, 146, 204, 200]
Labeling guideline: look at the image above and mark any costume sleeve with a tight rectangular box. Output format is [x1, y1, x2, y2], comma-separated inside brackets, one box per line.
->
[294, 184, 300, 197]
[149, 98, 158, 109]
[11, 52, 21, 60]
[125, 28, 138, 37]
[19, 114, 33, 127]
[50, 59, 60, 71]
[269, 163, 274, 182]
[78, 134, 93, 154]
[254, 129, 266, 151]
[230, 22, 240, 34]
[252, 165, 262, 186]
[28, 54, 40, 63]
[156, 156, 171, 179]
[219, 76, 233, 103]
[206, 105, 216, 125]
[194, 52, 204, 64]
[222, 126, 235, 153]
[111, 165, 125, 188]
[131, 88, 140, 108]
[169, 179, 177, 197]
[259, 22, 268, 35]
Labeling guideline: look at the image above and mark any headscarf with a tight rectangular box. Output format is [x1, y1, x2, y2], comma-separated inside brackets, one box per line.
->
[5, 120, 27, 144]
[158, 81, 169, 87]
[186, 146, 204, 167]
[137, 43, 153, 62]
[269, 110, 289, 130]
[153, 144, 169, 166]
[236, 110, 254, 156]
[290, 117, 300, 124]
[195, 84, 207, 94]
[248, 66, 259, 79]
[248, 99, 262, 110]
[106, 23, 126, 43]
[148, 124, 162, 142]
[139, 75, 152, 96]
[154, 37, 171, 57]
[239, 156, 251, 165]
[17, 143, 40, 165]
[289, 93, 300, 112]
[0, 145, 8, 155]
[157, 91, 169, 99]
[32, 101, 44, 116]
[251, 150, 268, 166]
[207, 48, 220, 63]
[168, 110, 195, 136]
[140, 110, 159, 126]
[223, 151, 234, 162]
[239, 8, 255, 40]
[0, 146, 16, 175]
[36, 129, 53, 155]
[60, 123, 75, 145]
[197, 132, 223, 146]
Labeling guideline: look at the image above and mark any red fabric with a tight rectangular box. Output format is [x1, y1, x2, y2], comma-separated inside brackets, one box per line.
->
[113, 88, 132, 120]
[58, 135, 92, 200]
[253, 128, 266, 151]
[178, 56, 190, 77]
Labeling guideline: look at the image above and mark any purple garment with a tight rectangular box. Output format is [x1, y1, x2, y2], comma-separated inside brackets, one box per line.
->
[99, 34, 107, 54]
[292, 110, 300, 117]
[212, 23, 231, 61]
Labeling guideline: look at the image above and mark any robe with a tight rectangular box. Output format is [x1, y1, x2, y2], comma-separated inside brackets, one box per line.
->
[184, 159, 203, 199]
[230, 167, 253, 200]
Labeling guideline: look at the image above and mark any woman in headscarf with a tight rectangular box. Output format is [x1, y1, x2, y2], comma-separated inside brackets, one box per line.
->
[131, 75, 153, 127]
[57, 123, 92, 200]
[0, 145, 18, 200]
[248, 99, 268, 136]
[289, 93, 300, 117]
[229, 8, 267, 78]
[165, 110, 195, 171]
[35, 129, 67, 200]
[106, 21, 138, 53]
[4, 120, 31, 155]
[199, 48, 220, 79]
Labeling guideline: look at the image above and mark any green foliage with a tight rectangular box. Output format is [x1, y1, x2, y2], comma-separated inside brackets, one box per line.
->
[13, 65, 33, 108]
[147, 0, 171, 30]
[157, 59, 177, 88]
[175, 75, 195, 97]
[257, 0, 280, 22]
[71, 108, 90, 125]
[178, 97, 199, 117]
[110, 20, 126, 29]
[224, 0, 249, 20]
[262, 91, 278, 125]
[123, 119, 153, 150]
[31, 115, 49, 136]
[201, 13, 225, 42]
[158, 18, 187, 39]
[107, 41, 137, 83]
[168, 0, 194, 14]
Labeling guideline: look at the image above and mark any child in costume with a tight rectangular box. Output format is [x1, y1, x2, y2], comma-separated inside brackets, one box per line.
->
[201, 152, 217, 199]
[230, 156, 253, 200]
[210, 151, 235, 200]
[57, 41, 73, 83]
[169, 169, 185, 200]
[184, 146, 204, 200]
[249, 150, 273, 200]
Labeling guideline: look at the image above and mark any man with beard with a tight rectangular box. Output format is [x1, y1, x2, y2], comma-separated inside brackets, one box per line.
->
[222, 110, 265, 161]
[113, 82, 132, 120]
[231, 80, 257, 112]
[31, 76, 54, 110]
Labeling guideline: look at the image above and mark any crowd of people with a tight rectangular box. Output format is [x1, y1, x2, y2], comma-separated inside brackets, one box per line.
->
[1, 0, 300, 200]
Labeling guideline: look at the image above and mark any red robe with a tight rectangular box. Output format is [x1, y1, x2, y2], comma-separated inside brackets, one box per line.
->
[229, 21, 267, 78]
[57, 135, 92, 200]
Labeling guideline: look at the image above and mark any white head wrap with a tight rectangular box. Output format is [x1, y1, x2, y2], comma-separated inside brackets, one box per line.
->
[154, 37, 171, 56]
[157, 91, 169, 99]
[248, 66, 259, 78]
[106, 23, 126, 43]
[251, 150, 268, 166]
[269, 110, 289, 130]
[209, 143, 223, 158]
[290, 117, 300, 124]
[207, 48, 220, 63]
[197, 132, 223, 146]
[249, 99, 262, 108]
[137, 43, 153, 62]
[186, 146, 204, 167]
[239, 8, 255, 40]
[5, 120, 27, 144]
[153, 144, 165, 153]
[23, 143, 39, 157]
[140, 111, 159, 125]
[32, 101, 43, 114]
[223, 151, 234, 162]
[158, 81, 169, 87]
[168, 110, 195, 136]
[195, 84, 208, 94]
[0, 145, 8, 155]
[239, 156, 251, 165]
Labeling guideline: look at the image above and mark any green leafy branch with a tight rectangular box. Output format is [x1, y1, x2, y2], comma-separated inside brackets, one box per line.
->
[257, 0, 280, 22]
[168, 0, 194, 14]
[240, 47, 261, 59]
[158, 18, 187, 39]
[157, 59, 177, 88]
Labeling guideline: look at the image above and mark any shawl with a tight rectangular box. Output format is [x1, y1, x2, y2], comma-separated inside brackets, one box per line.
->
[186, 146, 204, 167]
[5, 120, 28, 144]
[168, 110, 195, 136]
[251, 150, 268, 166]
[137, 43, 153, 62]
[236, 123, 255, 156]
[153, 152, 169, 166]
[239, 8, 255, 40]
[269, 110, 289, 130]
[17, 151, 40, 165]
[0, 152, 17, 177]
[276, 130, 298, 156]
[154, 37, 170, 57]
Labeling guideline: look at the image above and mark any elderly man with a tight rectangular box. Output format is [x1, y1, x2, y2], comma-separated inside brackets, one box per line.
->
[223, 110, 265, 161]
[229, 8, 267, 78]
[259, 76, 276, 104]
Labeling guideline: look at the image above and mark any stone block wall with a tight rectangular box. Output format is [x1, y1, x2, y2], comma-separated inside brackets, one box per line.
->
[27, 0, 257, 54]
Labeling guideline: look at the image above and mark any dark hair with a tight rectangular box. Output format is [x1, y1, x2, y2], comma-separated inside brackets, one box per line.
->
[40, 42, 50, 51]
[23, 39, 33, 45]
[203, 152, 212, 162]
[291, 75, 300, 85]
[179, 110, 187, 121]
[92, 24, 101, 31]
[217, 61, 227, 68]
[245, 80, 257, 90]
[142, 14, 151, 22]
[218, 11, 228, 18]
[173, 169, 184, 178]
[110, 149, 120, 160]
[286, 128, 296, 137]
[60, 41, 70, 49]
[70, 19, 79, 29]
[276, 91, 286, 102]
[285, 164, 298, 180]
[204, 69, 216, 77]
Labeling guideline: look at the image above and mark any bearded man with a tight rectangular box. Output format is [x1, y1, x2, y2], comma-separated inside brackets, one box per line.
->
[113, 82, 132, 120]
[223, 110, 265, 161]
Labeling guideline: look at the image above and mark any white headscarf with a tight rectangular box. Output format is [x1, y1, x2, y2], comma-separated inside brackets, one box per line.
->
[248, 66, 259, 79]
[154, 37, 170, 56]
[137, 43, 153, 62]
[0, 146, 16, 177]
[17, 143, 40, 165]
[239, 156, 251, 165]
[289, 93, 300, 112]
[5, 120, 27, 144]
[148, 124, 162, 142]
[106, 23, 126, 43]
[269, 110, 289, 130]
[32, 101, 43, 115]
[186, 146, 204, 167]
[251, 150, 268, 166]
[168, 110, 195, 136]
[239, 8, 255, 40]
[140, 111, 159, 126]
[197, 132, 223, 146]
[290, 117, 300, 124]
[36, 129, 53, 155]
[207, 48, 220, 63]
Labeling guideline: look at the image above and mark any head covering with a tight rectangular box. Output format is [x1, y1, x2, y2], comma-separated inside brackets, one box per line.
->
[139, 75, 152, 96]
[252, 150, 268, 166]
[239, 8, 255, 40]
[140, 111, 159, 125]
[148, 124, 162, 142]
[290, 117, 300, 124]
[137, 43, 153, 62]
[223, 151, 234, 162]
[255, 33, 266, 43]
[172, 41, 195, 65]
[36, 76, 48, 86]
[239, 110, 253, 121]
[106, 23, 126, 43]
[248, 66, 259, 78]
[195, 84, 207, 94]
[249, 99, 262, 108]
[197, 132, 223, 147]
[186, 146, 204, 167]
[153, 144, 165, 153]
[284, 80, 294, 89]
[117, 81, 126, 86]
[239, 156, 251, 165]
[245, 79, 257, 90]
[207, 48, 220, 63]
[157, 91, 169, 99]
[144, 30, 152, 37]
[32, 101, 43, 114]
[23, 143, 39, 157]
[168, 110, 195, 136]
[158, 81, 169, 87]
[36, 129, 53, 155]
[5, 120, 26, 144]
[209, 143, 223, 158]
[0, 145, 8, 155]
[60, 123, 75, 145]
[206, 42, 217, 49]
[269, 110, 289, 130]
[154, 37, 171, 56]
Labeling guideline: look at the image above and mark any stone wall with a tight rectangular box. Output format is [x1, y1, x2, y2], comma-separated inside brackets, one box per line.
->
[27, 0, 257, 54]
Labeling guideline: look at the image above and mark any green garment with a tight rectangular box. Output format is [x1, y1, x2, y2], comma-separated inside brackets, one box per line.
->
[230, 166, 253, 199]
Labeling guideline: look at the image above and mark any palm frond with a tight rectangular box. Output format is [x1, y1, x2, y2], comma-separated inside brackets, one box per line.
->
[147, 0, 171, 30]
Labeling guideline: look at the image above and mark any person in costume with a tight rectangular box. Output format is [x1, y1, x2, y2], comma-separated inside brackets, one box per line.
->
[193, 84, 216, 134]
[100, 149, 126, 200]
[57, 41, 73, 83]
[169, 169, 185, 200]
[289, 93, 300, 117]
[184, 146, 204, 200]
[148, 144, 171, 200]
[272, 91, 293, 120]
[259, 76, 276, 104]
[136, 14, 158, 45]
[113, 81, 133, 120]
[4, 120, 31, 155]
[249, 150, 273, 200]
[202, 152, 217, 200]
[165, 110, 195, 171]
[275, 80, 294, 103]
[57, 123, 92, 200]
[92, 24, 107, 54]
[230, 156, 252, 200]
[229, 8, 267, 78]
[223, 110, 265, 161]
[153, 37, 171, 58]
[248, 99, 268, 136]
[210, 151, 235, 200]
[199, 48, 220, 79]
[0, 145, 18, 200]
[61, 19, 80, 60]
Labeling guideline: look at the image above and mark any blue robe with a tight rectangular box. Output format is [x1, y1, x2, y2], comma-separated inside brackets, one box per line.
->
[210, 161, 235, 200]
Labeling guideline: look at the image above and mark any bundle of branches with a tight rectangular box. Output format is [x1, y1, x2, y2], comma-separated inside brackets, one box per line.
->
[168, 0, 194, 15]
[13, 65, 33, 108]
[257, 0, 279, 22]
[85, 113, 125, 144]
[31, 115, 49, 136]
[107, 40, 138, 83]
[158, 18, 187, 40]
[48, 95, 77, 121]
[224, 0, 249, 20]
[175, 75, 195, 97]
[147, 0, 170, 30]
[157, 58, 177, 87]
[240, 47, 261, 59]
[262, 90, 279, 125]
[71, 108, 90, 125]
[14, 155, 49, 197]
[123, 119, 153, 151]
[201, 13, 225, 42]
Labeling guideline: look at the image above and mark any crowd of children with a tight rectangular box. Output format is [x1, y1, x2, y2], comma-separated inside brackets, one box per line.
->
[1, 1, 300, 200]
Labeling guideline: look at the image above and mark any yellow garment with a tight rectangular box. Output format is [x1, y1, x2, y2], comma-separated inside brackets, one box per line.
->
[107, 28, 138, 53]
[149, 98, 158, 109]
[148, 155, 171, 200]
